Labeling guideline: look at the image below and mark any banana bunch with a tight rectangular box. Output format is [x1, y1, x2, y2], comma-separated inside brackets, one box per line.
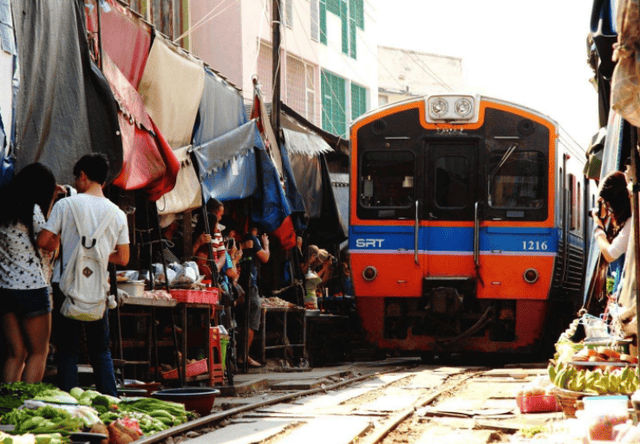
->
[548, 362, 639, 394]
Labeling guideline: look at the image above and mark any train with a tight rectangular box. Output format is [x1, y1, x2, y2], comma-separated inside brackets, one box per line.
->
[348, 94, 589, 360]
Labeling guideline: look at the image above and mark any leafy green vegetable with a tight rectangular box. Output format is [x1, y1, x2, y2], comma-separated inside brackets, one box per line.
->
[521, 425, 548, 438]
[0, 383, 56, 411]
[69, 387, 84, 400]
[32, 389, 78, 405]
[0, 405, 82, 435]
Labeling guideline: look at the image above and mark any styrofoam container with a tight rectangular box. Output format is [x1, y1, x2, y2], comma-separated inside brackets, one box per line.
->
[117, 280, 145, 298]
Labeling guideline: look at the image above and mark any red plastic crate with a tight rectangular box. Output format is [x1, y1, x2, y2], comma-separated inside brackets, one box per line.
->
[161, 358, 208, 380]
[170, 289, 219, 304]
[516, 394, 561, 413]
[170, 290, 200, 303]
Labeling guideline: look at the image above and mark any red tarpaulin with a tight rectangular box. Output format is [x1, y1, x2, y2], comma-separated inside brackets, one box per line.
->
[85, 0, 151, 89]
[102, 54, 179, 200]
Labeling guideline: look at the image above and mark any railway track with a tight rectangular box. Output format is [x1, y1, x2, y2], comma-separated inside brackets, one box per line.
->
[133, 361, 551, 444]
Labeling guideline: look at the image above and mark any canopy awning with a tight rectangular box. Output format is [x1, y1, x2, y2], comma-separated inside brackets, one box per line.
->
[85, 0, 152, 89]
[11, 0, 122, 184]
[103, 54, 179, 200]
[138, 32, 204, 149]
[193, 68, 246, 145]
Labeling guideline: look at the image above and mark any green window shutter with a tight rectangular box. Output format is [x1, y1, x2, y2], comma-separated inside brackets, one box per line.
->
[320, 0, 327, 45]
[351, 84, 366, 120]
[322, 71, 347, 137]
[340, 0, 348, 54]
[356, 0, 364, 29]
[349, 17, 356, 58]
[327, 0, 340, 15]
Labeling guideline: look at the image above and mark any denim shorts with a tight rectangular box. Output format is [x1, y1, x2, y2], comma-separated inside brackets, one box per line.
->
[0, 287, 51, 318]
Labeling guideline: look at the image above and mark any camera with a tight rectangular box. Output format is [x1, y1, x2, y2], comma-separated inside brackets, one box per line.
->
[590, 200, 605, 220]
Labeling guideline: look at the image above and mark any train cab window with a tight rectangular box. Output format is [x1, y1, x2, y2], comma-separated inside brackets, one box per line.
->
[435, 156, 469, 208]
[487, 151, 546, 210]
[359, 151, 415, 218]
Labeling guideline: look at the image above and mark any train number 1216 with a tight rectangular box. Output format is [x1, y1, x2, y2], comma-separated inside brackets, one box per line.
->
[522, 241, 548, 251]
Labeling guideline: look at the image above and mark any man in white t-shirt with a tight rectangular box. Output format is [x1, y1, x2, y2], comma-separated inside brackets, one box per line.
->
[38, 154, 129, 396]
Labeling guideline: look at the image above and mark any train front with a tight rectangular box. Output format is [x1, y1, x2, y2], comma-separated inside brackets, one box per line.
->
[348, 94, 575, 358]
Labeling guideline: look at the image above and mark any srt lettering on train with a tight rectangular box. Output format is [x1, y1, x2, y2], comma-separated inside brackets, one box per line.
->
[356, 239, 384, 248]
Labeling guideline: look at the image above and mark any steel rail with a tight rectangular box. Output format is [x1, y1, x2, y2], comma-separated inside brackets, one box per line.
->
[356, 370, 484, 444]
[134, 364, 416, 444]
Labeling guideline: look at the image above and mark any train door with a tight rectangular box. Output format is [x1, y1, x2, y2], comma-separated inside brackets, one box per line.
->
[421, 142, 478, 279]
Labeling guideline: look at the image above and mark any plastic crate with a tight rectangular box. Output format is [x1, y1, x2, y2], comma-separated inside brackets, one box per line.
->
[516, 394, 561, 413]
[170, 290, 201, 303]
[170, 289, 219, 304]
[161, 359, 208, 380]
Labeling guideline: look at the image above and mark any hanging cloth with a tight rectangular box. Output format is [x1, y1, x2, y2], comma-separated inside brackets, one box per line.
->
[611, 0, 640, 126]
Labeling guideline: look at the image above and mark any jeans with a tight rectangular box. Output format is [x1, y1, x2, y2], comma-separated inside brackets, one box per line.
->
[52, 284, 117, 396]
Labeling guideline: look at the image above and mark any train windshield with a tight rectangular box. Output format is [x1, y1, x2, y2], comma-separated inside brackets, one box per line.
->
[486, 151, 546, 209]
[359, 151, 415, 209]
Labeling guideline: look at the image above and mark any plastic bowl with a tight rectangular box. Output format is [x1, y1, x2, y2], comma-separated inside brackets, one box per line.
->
[151, 388, 220, 416]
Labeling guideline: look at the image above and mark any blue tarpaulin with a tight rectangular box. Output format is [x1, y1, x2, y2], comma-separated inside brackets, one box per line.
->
[192, 68, 247, 146]
[192, 120, 260, 202]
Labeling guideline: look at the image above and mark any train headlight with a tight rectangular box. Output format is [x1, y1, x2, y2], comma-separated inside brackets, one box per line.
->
[429, 98, 448, 117]
[455, 98, 472, 116]
[425, 94, 479, 123]
[362, 266, 378, 281]
[523, 268, 539, 284]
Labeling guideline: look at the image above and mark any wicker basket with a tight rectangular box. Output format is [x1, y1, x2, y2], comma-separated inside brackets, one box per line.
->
[551, 388, 590, 418]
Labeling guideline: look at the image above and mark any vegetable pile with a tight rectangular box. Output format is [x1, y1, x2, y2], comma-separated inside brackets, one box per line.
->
[0, 384, 196, 443]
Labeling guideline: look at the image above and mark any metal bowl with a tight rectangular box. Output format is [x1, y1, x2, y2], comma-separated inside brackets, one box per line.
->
[151, 388, 220, 416]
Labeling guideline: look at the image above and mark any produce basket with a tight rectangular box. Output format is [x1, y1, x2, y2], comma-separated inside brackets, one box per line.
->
[551, 388, 590, 418]
[161, 359, 208, 380]
[516, 394, 561, 413]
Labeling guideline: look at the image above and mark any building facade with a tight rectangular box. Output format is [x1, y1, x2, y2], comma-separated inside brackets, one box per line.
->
[377, 45, 463, 106]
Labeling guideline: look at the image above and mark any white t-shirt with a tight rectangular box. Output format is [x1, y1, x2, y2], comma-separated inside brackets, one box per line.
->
[44, 194, 129, 284]
[0, 204, 48, 289]
[595, 221, 631, 262]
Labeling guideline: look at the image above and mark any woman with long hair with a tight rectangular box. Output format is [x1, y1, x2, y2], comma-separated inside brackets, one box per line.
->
[0, 163, 60, 382]
[592, 170, 631, 263]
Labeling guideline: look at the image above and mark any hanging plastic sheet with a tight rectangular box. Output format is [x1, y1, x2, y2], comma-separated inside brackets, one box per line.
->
[156, 146, 202, 216]
[192, 120, 260, 202]
[138, 32, 204, 149]
[102, 54, 179, 201]
[289, 152, 323, 219]
[330, 173, 349, 236]
[611, 0, 640, 127]
[192, 68, 246, 145]
[85, 0, 152, 89]
[11, 0, 122, 185]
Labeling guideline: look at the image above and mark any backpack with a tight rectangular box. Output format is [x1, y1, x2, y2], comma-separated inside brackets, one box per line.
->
[59, 199, 117, 321]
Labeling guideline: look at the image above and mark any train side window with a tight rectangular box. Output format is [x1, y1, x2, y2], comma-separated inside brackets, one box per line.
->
[569, 174, 577, 230]
[487, 151, 546, 210]
[359, 150, 415, 210]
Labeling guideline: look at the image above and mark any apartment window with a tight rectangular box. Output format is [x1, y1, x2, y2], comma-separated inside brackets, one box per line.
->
[322, 70, 346, 137]
[351, 83, 366, 120]
[257, 43, 273, 99]
[310, 0, 319, 41]
[286, 55, 306, 117]
[306, 64, 317, 125]
[283, 0, 293, 29]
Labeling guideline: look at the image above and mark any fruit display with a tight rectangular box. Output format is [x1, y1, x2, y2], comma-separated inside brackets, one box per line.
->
[548, 360, 639, 394]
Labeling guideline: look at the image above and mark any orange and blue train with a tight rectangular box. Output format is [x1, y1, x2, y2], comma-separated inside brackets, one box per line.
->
[349, 94, 588, 359]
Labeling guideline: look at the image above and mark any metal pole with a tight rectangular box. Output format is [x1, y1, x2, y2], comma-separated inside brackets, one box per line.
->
[96, 0, 103, 70]
[271, 0, 281, 147]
